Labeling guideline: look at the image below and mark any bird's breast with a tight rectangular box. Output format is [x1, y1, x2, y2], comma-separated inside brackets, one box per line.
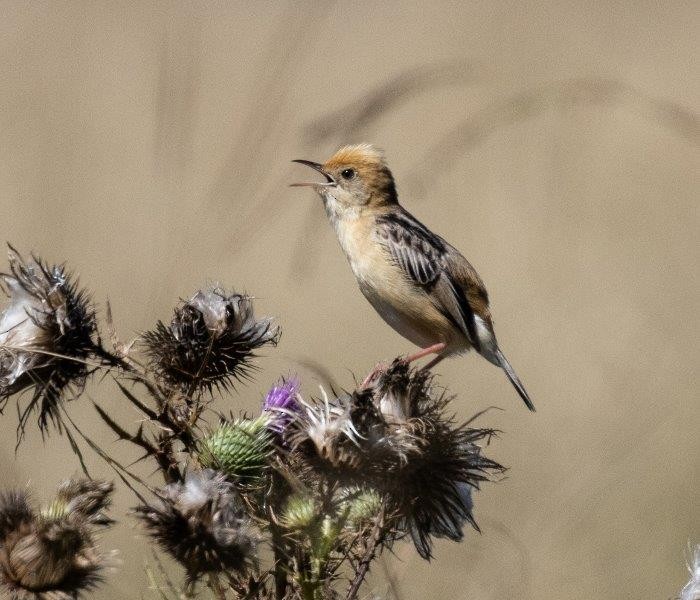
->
[331, 214, 382, 283]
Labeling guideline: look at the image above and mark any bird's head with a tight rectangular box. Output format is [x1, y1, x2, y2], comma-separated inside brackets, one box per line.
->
[292, 144, 398, 216]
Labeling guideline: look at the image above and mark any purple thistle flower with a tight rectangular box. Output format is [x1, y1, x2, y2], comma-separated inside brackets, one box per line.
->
[263, 376, 300, 433]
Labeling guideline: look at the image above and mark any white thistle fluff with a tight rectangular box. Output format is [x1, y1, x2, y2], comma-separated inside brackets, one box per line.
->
[172, 469, 230, 513]
[0, 269, 54, 387]
[681, 544, 700, 600]
[297, 387, 362, 462]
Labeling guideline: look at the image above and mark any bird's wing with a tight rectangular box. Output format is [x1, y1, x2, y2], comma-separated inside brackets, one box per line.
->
[375, 210, 487, 350]
[375, 212, 442, 286]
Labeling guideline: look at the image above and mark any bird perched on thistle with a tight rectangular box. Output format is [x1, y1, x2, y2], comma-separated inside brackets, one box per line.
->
[291, 143, 535, 411]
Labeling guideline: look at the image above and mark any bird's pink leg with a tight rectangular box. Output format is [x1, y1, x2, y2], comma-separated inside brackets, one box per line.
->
[403, 342, 447, 364]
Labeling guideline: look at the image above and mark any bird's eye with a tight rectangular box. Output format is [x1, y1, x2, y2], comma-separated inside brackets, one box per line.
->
[340, 168, 355, 180]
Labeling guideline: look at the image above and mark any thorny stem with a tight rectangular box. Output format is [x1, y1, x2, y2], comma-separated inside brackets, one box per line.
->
[96, 366, 189, 483]
[345, 503, 387, 600]
[270, 523, 288, 600]
[156, 431, 181, 484]
[104, 342, 204, 484]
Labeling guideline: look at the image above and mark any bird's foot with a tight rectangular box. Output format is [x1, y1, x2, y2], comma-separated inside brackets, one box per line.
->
[359, 361, 389, 389]
[361, 343, 448, 389]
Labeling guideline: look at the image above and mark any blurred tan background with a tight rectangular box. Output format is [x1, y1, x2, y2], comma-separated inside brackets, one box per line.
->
[0, 1, 698, 598]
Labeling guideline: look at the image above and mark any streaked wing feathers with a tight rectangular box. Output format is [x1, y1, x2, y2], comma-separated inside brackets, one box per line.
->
[376, 211, 483, 349]
[377, 215, 442, 286]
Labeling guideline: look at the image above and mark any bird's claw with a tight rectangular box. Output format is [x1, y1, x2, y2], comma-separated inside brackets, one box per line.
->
[359, 361, 389, 389]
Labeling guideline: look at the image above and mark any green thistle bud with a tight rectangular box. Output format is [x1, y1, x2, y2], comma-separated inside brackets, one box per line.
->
[343, 489, 382, 527]
[280, 495, 317, 531]
[198, 416, 273, 482]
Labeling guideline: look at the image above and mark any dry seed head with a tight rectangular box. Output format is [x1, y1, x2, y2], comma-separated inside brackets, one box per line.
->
[0, 479, 114, 599]
[290, 360, 503, 559]
[0, 247, 98, 436]
[142, 287, 279, 396]
[681, 544, 700, 600]
[134, 469, 259, 583]
[289, 389, 365, 470]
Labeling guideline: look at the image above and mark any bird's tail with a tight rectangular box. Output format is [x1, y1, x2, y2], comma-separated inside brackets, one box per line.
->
[495, 348, 535, 411]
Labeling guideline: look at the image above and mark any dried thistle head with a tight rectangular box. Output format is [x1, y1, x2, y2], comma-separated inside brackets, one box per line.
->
[0, 247, 98, 436]
[364, 361, 504, 559]
[142, 287, 279, 396]
[290, 360, 503, 559]
[372, 359, 435, 423]
[386, 423, 500, 559]
[44, 479, 114, 527]
[0, 479, 114, 600]
[681, 544, 700, 600]
[134, 469, 259, 584]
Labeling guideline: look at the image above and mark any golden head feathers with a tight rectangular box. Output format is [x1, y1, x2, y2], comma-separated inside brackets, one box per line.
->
[323, 143, 387, 171]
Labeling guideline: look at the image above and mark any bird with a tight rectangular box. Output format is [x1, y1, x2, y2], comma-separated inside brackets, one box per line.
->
[291, 143, 535, 411]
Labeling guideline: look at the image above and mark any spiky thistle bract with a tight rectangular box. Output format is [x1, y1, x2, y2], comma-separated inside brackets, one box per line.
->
[198, 416, 274, 484]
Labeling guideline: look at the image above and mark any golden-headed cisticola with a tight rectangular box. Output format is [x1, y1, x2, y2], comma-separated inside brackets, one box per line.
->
[292, 144, 534, 411]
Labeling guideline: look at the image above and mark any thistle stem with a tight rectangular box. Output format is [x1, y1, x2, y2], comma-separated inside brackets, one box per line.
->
[271, 524, 288, 600]
[345, 503, 386, 600]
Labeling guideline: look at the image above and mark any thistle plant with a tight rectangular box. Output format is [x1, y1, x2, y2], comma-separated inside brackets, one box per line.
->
[142, 288, 279, 396]
[0, 246, 505, 599]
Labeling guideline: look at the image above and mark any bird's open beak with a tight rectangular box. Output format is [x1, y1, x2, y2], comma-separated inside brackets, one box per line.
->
[290, 159, 336, 187]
